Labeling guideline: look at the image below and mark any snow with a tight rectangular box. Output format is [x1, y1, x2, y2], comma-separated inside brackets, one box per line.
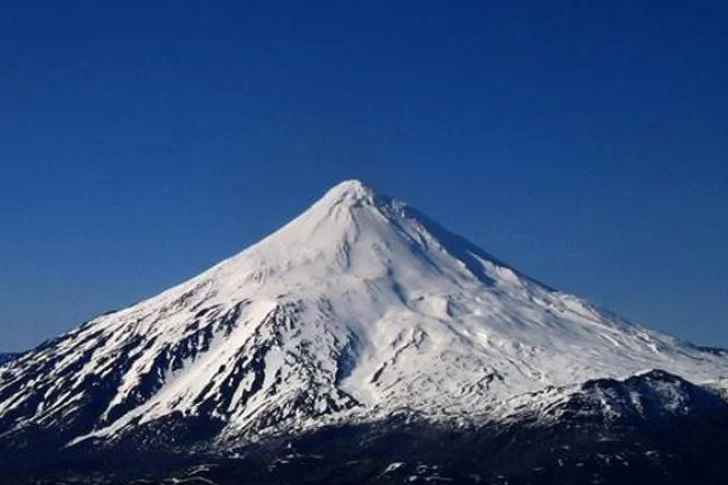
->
[1, 179, 728, 446]
[383, 462, 407, 473]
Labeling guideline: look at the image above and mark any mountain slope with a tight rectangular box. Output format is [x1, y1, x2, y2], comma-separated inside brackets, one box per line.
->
[8, 371, 728, 485]
[1, 180, 727, 449]
[0, 353, 17, 365]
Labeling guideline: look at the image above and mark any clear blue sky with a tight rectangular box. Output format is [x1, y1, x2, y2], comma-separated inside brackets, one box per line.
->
[1, 2, 726, 351]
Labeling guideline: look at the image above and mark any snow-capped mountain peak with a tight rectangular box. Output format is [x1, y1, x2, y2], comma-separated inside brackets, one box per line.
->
[1, 180, 727, 448]
[319, 178, 375, 203]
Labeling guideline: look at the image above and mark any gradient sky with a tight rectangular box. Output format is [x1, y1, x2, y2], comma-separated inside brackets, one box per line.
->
[1, 2, 726, 351]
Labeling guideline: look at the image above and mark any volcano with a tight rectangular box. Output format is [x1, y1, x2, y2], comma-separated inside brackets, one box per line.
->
[2, 180, 728, 484]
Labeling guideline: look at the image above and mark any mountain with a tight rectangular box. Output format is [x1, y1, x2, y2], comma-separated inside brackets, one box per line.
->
[505, 369, 728, 425]
[2, 180, 728, 483]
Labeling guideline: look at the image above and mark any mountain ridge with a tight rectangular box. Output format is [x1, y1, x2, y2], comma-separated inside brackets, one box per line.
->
[0, 353, 17, 365]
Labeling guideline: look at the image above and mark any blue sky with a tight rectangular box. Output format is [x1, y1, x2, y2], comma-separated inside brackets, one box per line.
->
[1, 2, 726, 351]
